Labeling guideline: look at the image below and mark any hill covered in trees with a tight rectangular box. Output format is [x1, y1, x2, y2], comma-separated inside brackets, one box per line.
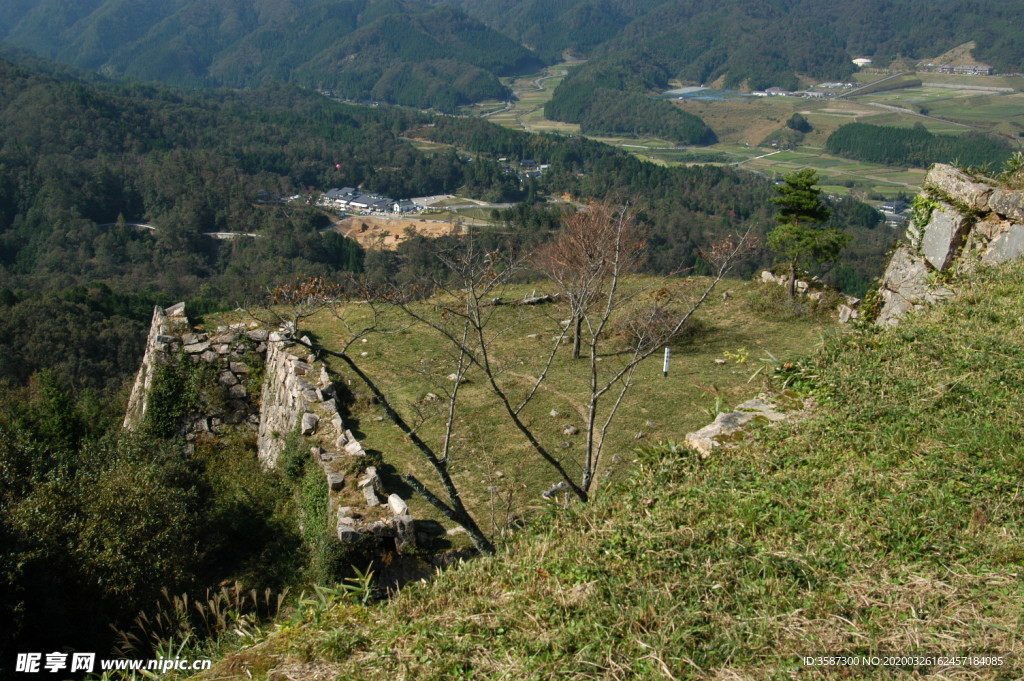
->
[453, 0, 1024, 82]
[0, 0, 542, 111]
[825, 123, 1014, 171]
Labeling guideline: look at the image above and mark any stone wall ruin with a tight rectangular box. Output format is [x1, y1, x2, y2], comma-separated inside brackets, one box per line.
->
[876, 164, 1024, 326]
[123, 304, 416, 553]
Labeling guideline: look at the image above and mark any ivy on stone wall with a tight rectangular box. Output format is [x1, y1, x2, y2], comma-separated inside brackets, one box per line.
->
[143, 357, 213, 439]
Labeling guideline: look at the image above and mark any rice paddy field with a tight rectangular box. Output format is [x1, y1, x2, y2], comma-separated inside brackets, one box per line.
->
[468, 64, 1024, 203]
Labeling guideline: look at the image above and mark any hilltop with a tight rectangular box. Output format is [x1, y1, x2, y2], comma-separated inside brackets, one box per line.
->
[188, 257, 1024, 679]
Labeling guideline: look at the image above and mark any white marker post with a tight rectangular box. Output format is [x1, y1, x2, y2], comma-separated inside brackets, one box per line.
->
[662, 347, 670, 377]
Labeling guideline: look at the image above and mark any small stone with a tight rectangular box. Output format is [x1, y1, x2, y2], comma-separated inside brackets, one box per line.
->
[337, 522, 361, 542]
[447, 373, 459, 381]
[559, 441, 571, 449]
[201, 350, 220, 363]
[301, 412, 319, 436]
[393, 514, 416, 553]
[327, 472, 345, 491]
[363, 485, 380, 507]
[247, 329, 270, 342]
[562, 424, 579, 436]
[549, 409, 560, 418]
[230, 362, 250, 374]
[228, 384, 247, 399]
[165, 302, 186, 317]
[361, 352, 369, 357]
[424, 392, 439, 402]
[527, 333, 538, 339]
[714, 358, 727, 365]
[218, 371, 239, 387]
[184, 341, 211, 354]
[361, 338, 368, 343]
[633, 431, 645, 440]
[645, 420, 657, 429]
[387, 494, 409, 516]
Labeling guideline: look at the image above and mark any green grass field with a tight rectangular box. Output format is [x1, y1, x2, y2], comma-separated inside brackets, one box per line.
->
[268, 277, 836, 535]
[472, 66, 1018, 203]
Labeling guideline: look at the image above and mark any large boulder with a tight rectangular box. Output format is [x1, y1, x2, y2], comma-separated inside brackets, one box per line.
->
[920, 203, 971, 271]
[988, 188, 1024, 222]
[925, 164, 992, 211]
[983, 224, 1024, 264]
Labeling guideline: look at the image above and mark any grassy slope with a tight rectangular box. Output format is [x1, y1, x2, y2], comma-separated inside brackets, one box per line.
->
[196, 261, 1024, 679]
[289, 277, 834, 538]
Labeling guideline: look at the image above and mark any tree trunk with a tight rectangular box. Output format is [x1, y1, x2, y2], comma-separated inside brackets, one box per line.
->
[571, 314, 582, 360]
[788, 261, 797, 299]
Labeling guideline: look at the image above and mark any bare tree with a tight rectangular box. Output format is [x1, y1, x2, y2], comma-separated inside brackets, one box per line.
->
[391, 208, 752, 502]
[254, 206, 750, 553]
[533, 202, 644, 360]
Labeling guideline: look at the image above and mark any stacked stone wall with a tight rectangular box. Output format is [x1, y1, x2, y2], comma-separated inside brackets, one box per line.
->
[877, 164, 1024, 326]
[124, 305, 416, 553]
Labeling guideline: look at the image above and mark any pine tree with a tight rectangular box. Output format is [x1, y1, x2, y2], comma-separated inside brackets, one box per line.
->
[767, 169, 849, 298]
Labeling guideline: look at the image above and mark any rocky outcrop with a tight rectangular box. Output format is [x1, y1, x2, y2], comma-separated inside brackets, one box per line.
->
[877, 164, 1024, 326]
[685, 395, 809, 457]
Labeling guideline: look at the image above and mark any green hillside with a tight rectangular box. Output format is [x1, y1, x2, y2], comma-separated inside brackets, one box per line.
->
[0, 0, 542, 111]
[193, 259, 1024, 680]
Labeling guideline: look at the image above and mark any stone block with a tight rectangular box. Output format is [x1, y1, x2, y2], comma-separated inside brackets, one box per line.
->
[246, 329, 270, 342]
[229, 384, 247, 399]
[362, 485, 380, 507]
[684, 398, 786, 457]
[155, 334, 177, 344]
[184, 341, 211, 354]
[988, 188, 1024, 222]
[292, 360, 312, 376]
[387, 494, 408, 516]
[982, 223, 1024, 264]
[344, 439, 365, 456]
[921, 203, 971, 271]
[392, 514, 416, 553]
[218, 371, 239, 387]
[201, 350, 220, 363]
[337, 522, 361, 542]
[925, 164, 993, 211]
[327, 472, 345, 491]
[881, 245, 931, 304]
[301, 412, 319, 436]
[165, 302, 186, 317]
[229, 362, 250, 374]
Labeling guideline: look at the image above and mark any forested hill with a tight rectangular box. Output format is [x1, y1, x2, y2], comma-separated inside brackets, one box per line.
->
[0, 0, 542, 111]
[450, 0, 1024, 83]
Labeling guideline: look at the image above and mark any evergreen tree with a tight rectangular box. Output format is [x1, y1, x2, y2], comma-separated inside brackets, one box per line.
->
[768, 170, 848, 298]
